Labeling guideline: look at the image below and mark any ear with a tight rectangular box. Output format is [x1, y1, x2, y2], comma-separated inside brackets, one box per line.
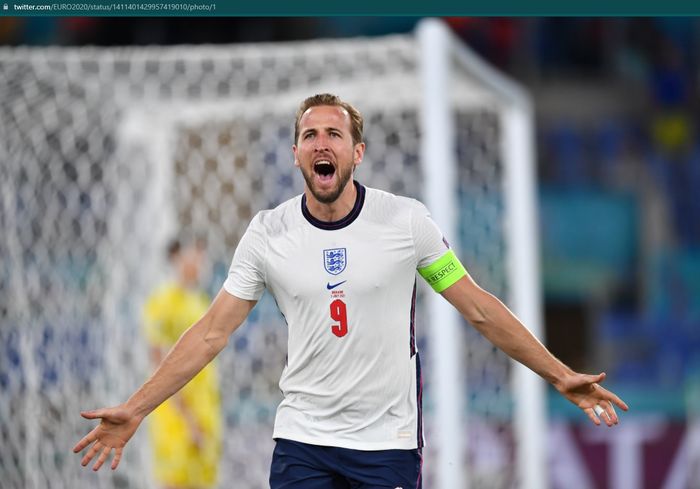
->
[293, 144, 300, 168]
[353, 142, 365, 167]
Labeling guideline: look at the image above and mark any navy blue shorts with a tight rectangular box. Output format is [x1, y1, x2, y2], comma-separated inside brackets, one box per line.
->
[269, 438, 422, 489]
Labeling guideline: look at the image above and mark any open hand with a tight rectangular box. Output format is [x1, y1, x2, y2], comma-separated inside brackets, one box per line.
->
[72, 405, 142, 471]
[556, 372, 629, 426]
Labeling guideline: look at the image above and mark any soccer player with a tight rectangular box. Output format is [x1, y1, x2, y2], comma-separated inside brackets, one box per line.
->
[141, 239, 222, 489]
[74, 93, 628, 489]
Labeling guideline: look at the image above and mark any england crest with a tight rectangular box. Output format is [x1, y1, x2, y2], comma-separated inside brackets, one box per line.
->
[323, 248, 347, 275]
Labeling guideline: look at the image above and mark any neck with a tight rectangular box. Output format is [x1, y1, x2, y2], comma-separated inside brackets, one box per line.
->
[304, 180, 357, 222]
[178, 278, 198, 290]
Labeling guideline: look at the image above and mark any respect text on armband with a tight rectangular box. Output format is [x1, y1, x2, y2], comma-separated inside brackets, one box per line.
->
[425, 262, 457, 285]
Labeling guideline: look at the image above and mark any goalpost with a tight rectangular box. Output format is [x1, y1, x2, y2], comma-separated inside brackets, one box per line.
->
[418, 20, 546, 488]
[0, 18, 545, 488]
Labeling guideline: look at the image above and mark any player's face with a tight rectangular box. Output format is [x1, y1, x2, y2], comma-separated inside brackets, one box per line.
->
[293, 105, 365, 204]
[176, 245, 204, 287]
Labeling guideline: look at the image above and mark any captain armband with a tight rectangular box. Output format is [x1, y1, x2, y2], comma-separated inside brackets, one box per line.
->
[417, 250, 467, 293]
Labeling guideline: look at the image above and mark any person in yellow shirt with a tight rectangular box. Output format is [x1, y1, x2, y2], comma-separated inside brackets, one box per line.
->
[142, 239, 222, 489]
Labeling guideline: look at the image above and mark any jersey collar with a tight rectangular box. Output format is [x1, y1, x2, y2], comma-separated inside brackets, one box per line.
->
[301, 181, 366, 230]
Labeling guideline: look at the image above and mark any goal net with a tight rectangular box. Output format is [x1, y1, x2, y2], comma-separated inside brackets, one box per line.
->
[0, 19, 544, 489]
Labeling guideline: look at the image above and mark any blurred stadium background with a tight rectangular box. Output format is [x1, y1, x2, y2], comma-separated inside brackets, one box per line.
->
[2, 16, 700, 489]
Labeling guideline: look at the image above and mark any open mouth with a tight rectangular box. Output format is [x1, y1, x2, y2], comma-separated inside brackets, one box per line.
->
[313, 160, 336, 182]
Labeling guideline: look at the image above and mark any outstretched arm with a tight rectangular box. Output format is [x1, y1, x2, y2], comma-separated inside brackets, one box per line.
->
[441, 274, 628, 426]
[73, 289, 256, 471]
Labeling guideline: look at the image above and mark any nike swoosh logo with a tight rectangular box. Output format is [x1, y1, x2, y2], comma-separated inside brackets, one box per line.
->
[326, 280, 347, 290]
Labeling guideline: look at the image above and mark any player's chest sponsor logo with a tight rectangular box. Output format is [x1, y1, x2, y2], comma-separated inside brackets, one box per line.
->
[323, 247, 347, 275]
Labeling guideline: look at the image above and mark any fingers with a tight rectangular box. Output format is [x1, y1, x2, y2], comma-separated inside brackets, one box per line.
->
[604, 401, 619, 425]
[605, 391, 629, 411]
[593, 402, 617, 427]
[583, 386, 629, 427]
[591, 372, 606, 383]
[111, 447, 123, 470]
[92, 445, 112, 471]
[588, 373, 629, 413]
[80, 409, 105, 420]
[587, 400, 620, 427]
[74, 433, 123, 471]
[80, 441, 115, 471]
[593, 384, 629, 412]
[584, 407, 601, 426]
[580, 372, 606, 388]
[81, 440, 102, 467]
[72, 431, 96, 453]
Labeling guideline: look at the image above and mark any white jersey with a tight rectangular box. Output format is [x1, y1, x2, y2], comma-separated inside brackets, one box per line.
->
[224, 182, 450, 450]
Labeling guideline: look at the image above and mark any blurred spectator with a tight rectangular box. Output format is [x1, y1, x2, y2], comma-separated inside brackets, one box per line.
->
[142, 238, 222, 489]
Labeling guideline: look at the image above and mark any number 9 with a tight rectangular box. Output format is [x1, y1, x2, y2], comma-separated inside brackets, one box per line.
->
[330, 299, 348, 337]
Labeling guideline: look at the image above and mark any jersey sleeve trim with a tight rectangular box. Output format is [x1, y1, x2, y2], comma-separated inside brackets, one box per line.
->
[417, 249, 467, 293]
[222, 279, 264, 301]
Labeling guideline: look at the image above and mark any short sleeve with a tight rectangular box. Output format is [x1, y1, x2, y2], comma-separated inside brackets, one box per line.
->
[411, 202, 451, 269]
[223, 213, 267, 301]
